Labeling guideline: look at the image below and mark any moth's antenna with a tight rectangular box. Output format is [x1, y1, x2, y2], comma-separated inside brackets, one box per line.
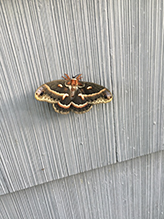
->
[62, 74, 71, 80]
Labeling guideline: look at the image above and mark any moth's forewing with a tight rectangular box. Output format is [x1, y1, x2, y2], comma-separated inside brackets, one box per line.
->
[78, 82, 113, 104]
[35, 80, 69, 103]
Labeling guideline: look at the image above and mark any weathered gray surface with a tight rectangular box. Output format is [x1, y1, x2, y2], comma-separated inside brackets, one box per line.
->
[1, 0, 163, 200]
[1, 151, 164, 219]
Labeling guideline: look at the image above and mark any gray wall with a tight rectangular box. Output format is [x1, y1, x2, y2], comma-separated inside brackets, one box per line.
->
[1, 152, 163, 219]
[1, 0, 163, 218]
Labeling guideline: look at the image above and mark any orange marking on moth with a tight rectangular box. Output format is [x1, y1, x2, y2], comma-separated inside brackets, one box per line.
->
[66, 81, 71, 85]
[58, 84, 63, 88]
[87, 86, 92, 90]
[62, 93, 69, 100]
[78, 93, 85, 100]
[83, 88, 106, 97]
[78, 82, 83, 86]
[58, 101, 71, 109]
[71, 102, 88, 108]
[58, 101, 88, 109]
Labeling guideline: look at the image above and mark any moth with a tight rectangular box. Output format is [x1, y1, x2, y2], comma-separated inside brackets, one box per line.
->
[35, 74, 113, 114]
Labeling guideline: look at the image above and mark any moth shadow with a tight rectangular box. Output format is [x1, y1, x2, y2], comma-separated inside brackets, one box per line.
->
[3, 91, 67, 130]
[25, 92, 67, 121]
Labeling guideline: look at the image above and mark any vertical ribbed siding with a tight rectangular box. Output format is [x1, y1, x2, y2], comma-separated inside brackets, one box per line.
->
[1, 151, 163, 219]
[1, 0, 163, 195]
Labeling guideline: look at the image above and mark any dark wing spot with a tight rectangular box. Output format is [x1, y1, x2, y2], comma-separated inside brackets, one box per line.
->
[40, 91, 44, 96]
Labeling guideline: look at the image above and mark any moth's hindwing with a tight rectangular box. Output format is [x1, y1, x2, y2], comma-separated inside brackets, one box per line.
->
[53, 103, 70, 114]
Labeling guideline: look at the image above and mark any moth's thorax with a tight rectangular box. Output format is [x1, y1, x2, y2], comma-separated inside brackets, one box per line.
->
[64, 79, 79, 98]
[71, 78, 78, 86]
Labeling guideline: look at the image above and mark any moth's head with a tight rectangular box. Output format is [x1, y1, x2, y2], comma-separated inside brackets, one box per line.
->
[72, 74, 82, 80]
[71, 74, 83, 86]
[63, 74, 83, 86]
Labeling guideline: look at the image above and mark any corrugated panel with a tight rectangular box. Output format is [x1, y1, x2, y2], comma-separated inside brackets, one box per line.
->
[0, 171, 9, 195]
[1, 0, 163, 194]
[1, 151, 164, 219]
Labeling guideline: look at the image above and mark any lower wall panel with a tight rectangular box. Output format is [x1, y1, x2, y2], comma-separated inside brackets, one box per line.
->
[1, 151, 163, 219]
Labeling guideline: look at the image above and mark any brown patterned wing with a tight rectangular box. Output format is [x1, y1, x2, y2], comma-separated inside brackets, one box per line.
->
[77, 81, 113, 105]
[35, 80, 72, 114]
